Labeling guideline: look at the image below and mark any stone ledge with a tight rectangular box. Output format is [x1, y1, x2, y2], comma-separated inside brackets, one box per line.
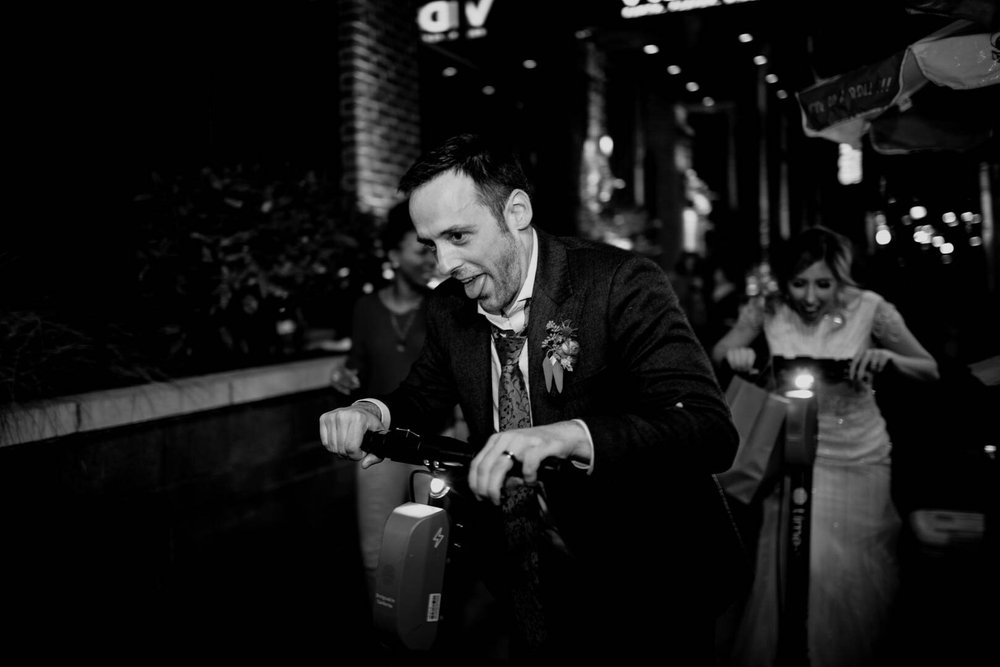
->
[0, 356, 343, 448]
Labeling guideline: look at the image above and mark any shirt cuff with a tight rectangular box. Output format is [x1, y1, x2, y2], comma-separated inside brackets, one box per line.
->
[353, 398, 390, 429]
[570, 418, 595, 475]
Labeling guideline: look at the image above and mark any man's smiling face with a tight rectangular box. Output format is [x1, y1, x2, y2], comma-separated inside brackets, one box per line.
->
[409, 170, 526, 315]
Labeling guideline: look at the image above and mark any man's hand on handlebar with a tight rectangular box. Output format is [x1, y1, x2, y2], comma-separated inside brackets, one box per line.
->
[318, 403, 386, 469]
[470, 421, 590, 506]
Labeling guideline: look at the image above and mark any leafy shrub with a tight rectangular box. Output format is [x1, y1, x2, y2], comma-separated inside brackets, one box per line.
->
[1, 163, 383, 405]
[131, 163, 382, 376]
[0, 310, 167, 405]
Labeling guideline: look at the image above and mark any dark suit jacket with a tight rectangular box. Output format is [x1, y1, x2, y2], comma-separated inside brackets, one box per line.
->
[376, 229, 740, 657]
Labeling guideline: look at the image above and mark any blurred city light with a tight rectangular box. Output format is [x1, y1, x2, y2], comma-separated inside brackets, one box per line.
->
[599, 134, 615, 155]
[875, 225, 892, 246]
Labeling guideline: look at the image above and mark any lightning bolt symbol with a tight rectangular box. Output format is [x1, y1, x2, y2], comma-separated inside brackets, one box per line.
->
[432, 527, 445, 549]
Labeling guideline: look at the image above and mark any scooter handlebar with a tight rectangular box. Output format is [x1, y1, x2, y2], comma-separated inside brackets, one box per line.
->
[773, 356, 853, 385]
[361, 428, 472, 470]
[361, 428, 565, 478]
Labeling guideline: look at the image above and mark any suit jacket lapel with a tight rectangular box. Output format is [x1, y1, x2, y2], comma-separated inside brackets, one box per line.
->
[528, 230, 581, 426]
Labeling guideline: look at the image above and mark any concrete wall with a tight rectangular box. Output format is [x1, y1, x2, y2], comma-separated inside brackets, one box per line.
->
[0, 375, 371, 660]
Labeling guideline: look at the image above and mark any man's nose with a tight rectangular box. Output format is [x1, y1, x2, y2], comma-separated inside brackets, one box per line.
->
[435, 246, 461, 276]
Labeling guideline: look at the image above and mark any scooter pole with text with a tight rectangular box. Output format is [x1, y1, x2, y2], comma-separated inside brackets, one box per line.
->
[776, 367, 820, 667]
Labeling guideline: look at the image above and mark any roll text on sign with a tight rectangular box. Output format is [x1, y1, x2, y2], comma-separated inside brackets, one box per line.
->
[796, 51, 904, 133]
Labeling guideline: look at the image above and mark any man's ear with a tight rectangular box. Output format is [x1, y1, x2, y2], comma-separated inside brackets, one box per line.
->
[505, 189, 533, 231]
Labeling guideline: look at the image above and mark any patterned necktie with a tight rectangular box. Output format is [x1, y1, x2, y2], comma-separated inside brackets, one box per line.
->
[492, 326, 531, 431]
[491, 325, 548, 651]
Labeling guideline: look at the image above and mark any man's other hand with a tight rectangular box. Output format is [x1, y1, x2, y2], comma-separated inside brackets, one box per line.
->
[469, 421, 590, 505]
[319, 403, 385, 468]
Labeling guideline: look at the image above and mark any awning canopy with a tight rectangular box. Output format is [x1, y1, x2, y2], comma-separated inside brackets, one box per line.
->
[794, 19, 998, 153]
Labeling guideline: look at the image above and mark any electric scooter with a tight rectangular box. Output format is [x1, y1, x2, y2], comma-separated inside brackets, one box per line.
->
[360, 428, 564, 653]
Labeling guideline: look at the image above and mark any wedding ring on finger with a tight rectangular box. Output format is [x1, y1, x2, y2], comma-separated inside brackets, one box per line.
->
[502, 450, 517, 461]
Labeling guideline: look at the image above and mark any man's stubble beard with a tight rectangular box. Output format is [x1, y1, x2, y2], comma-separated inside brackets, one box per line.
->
[492, 229, 523, 314]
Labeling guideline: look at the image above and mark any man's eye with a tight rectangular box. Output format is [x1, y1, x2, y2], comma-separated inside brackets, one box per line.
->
[450, 232, 467, 244]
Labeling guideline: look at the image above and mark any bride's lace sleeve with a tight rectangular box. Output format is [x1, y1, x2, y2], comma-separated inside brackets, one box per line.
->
[733, 297, 764, 334]
[871, 298, 905, 345]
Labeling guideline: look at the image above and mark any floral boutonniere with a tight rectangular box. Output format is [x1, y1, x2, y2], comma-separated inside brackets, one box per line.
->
[541, 319, 579, 394]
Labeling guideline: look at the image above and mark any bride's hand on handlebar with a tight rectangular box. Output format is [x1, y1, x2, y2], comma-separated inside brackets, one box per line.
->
[469, 421, 587, 506]
[849, 348, 894, 385]
[318, 404, 385, 468]
[725, 347, 758, 375]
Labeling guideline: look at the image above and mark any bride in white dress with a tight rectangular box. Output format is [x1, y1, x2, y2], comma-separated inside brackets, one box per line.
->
[712, 225, 939, 667]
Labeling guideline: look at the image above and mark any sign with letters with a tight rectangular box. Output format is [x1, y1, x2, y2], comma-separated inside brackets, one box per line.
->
[417, 0, 495, 43]
[796, 51, 904, 134]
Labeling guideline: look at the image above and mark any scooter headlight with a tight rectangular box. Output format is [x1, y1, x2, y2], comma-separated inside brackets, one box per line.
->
[428, 475, 451, 499]
[786, 369, 815, 399]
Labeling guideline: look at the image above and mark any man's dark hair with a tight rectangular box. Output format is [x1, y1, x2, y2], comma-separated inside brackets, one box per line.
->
[381, 200, 415, 252]
[398, 133, 531, 226]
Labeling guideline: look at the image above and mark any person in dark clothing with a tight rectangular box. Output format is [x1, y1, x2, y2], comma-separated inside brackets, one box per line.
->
[320, 133, 740, 662]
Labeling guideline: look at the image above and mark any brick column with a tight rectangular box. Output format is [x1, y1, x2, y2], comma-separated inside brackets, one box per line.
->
[338, 0, 422, 218]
